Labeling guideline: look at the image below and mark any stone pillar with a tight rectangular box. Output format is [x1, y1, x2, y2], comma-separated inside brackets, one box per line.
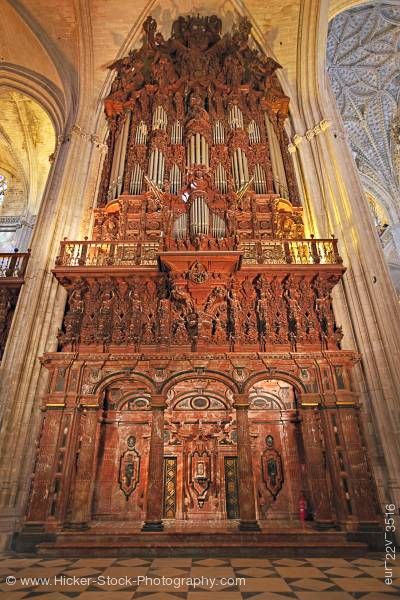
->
[65, 406, 100, 529]
[234, 394, 260, 531]
[0, 123, 108, 549]
[294, 1, 400, 522]
[300, 404, 335, 528]
[142, 395, 165, 531]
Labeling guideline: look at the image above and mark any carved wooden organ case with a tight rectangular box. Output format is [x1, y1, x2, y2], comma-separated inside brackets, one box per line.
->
[22, 14, 381, 538]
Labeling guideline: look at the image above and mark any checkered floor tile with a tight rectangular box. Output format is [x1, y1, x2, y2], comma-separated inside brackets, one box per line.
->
[0, 554, 398, 599]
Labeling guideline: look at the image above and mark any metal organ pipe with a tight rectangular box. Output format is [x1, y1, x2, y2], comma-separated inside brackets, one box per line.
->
[248, 120, 261, 144]
[171, 120, 182, 144]
[187, 134, 209, 166]
[109, 119, 125, 199]
[135, 121, 148, 145]
[215, 164, 227, 193]
[117, 112, 131, 196]
[130, 164, 143, 195]
[254, 164, 267, 194]
[228, 105, 244, 129]
[265, 114, 288, 198]
[170, 164, 182, 195]
[148, 148, 165, 188]
[213, 121, 225, 144]
[212, 214, 226, 237]
[190, 195, 209, 236]
[231, 149, 249, 190]
[152, 106, 167, 131]
[173, 214, 187, 239]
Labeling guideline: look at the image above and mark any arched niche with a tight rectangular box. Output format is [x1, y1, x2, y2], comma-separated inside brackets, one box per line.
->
[93, 378, 153, 521]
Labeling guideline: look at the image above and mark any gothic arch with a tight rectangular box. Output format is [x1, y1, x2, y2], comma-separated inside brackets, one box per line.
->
[0, 65, 65, 137]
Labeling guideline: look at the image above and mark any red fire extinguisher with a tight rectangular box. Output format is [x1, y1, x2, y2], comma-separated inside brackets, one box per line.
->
[299, 494, 308, 523]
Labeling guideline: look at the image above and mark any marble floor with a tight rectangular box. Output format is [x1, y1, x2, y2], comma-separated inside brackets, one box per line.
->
[0, 554, 399, 600]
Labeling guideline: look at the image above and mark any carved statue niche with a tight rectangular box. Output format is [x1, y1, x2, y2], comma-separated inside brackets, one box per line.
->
[313, 275, 335, 347]
[59, 278, 87, 350]
[119, 435, 141, 499]
[98, 280, 117, 349]
[240, 279, 258, 345]
[127, 286, 143, 349]
[190, 447, 212, 508]
[261, 435, 284, 500]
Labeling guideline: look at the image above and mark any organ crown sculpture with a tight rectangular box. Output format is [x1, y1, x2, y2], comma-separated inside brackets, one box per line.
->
[19, 14, 380, 549]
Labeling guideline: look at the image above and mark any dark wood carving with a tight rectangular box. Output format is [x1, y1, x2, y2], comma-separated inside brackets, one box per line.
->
[119, 435, 141, 498]
[21, 13, 381, 545]
[261, 435, 284, 500]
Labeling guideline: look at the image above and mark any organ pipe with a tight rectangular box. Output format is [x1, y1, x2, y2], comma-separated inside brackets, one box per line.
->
[265, 114, 288, 198]
[130, 164, 144, 195]
[171, 120, 183, 144]
[248, 120, 261, 144]
[135, 121, 148, 145]
[231, 148, 249, 191]
[190, 195, 209, 236]
[173, 213, 187, 239]
[213, 121, 225, 144]
[152, 105, 167, 131]
[148, 148, 165, 188]
[254, 164, 267, 194]
[228, 105, 244, 129]
[170, 164, 182, 195]
[187, 134, 209, 167]
[215, 163, 227, 193]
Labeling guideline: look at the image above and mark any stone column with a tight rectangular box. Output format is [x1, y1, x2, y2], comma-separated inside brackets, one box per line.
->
[0, 122, 108, 549]
[142, 395, 166, 531]
[234, 394, 260, 531]
[301, 405, 335, 528]
[294, 1, 400, 521]
[65, 406, 100, 529]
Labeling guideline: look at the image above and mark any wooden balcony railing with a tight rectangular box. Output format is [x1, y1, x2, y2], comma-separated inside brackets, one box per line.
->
[55, 241, 160, 267]
[0, 250, 30, 360]
[0, 250, 30, 279]
[240, 238, 342, 265]
[54, 238, 342, 268]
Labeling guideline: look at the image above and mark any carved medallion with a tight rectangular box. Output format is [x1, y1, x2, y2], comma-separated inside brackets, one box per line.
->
[119, 435, 141, 498]
[261, 435, 283, 500]
[187, 260, 208, 284]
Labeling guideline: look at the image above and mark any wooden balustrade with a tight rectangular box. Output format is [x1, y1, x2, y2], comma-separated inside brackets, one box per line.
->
[0, 250, 30, 279]
[54, 238, 342, 268]
[55, 241, 160, 267]
[0, 250, 30, 360]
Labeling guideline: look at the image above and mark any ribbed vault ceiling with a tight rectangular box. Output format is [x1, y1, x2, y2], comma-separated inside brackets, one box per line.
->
[327, 2, 400, 221]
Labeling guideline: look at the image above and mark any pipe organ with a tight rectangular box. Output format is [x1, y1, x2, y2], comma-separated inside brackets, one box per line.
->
[98, 15, 301, 211]
[98, 12, 302, 244]
[22, 14, 381, 551]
